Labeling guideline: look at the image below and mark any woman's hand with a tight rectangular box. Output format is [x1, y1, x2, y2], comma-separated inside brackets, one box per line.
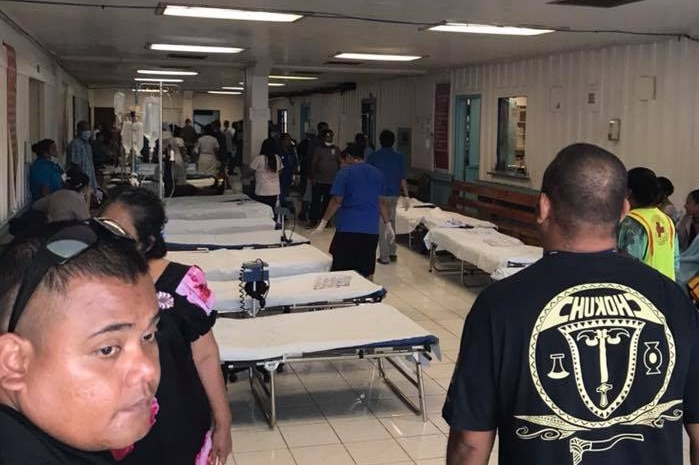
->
[209, 424, 232, 465]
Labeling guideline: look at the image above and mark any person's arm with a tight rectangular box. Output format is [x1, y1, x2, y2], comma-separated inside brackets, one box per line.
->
[401, 179, 410, 198]
[310, 149, 319, 183]
[191, 331, 232, 464]
[379, 197, 390, 224]
[321, 196, 342, 222]
[675, 231, 681, 277]
[617, 218, 647, 261]
[447, 429, 496, 465]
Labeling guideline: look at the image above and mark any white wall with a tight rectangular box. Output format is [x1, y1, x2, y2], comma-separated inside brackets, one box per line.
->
[450, 37, 699, 203]
[0, 14, 87, 224]
[90, 89, 244, 128]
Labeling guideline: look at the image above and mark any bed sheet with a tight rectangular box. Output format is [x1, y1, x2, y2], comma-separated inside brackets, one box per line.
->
[165, 196, 272, 220]
[165, 218, 276, 235]
[213, 303, 437, 362]
[426, 228, 543, 274]
[166, 230, 309, 250]
[210, 271, 384, 312]
[168, 244, 332, 280]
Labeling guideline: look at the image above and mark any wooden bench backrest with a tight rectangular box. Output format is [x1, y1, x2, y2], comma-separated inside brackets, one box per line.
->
[447, 181, 541, 245]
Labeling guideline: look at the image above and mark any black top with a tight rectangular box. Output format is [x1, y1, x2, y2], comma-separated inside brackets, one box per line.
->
[443, 251, 699, 465]
[0, 405, 114, 465]
[120, 263, 216, 465]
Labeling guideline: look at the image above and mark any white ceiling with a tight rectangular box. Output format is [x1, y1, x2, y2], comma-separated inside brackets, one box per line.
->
[2, 0, 699, 93]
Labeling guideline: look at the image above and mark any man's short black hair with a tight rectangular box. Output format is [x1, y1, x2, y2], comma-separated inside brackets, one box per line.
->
[541, 143, 627, 237]
[379, 130, 395, 148]
[317, 122, 329, 133]
[0, 222, 148, 333]
[345, 143, 364, 160]
[628, 167, 659, 208]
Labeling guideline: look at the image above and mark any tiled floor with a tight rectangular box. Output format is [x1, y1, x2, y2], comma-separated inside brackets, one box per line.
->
[223, 228, 691, 465]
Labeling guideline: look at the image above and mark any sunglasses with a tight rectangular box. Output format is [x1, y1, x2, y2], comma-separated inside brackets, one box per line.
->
[7, 218, 134, 333]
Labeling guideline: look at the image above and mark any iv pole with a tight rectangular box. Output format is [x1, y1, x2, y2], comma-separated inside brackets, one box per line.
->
[159, 80, 164, 200]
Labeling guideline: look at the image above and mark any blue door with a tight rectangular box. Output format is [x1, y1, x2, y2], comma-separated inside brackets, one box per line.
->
[453, 95, 481, 182]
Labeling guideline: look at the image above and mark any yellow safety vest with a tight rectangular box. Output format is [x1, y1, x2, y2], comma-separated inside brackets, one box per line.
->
[627, 207, 675, 280]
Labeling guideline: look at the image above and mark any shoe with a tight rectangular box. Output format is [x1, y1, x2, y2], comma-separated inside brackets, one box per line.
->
[377, 258, 390, 265]
[389, 255, 398, 262]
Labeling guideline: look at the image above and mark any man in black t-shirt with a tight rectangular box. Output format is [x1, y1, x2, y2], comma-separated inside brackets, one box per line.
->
[0, 220, 161, 464]
[443, 144, 699, 465]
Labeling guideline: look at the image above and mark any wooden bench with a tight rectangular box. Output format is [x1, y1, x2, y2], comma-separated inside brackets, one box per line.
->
[445, 181, 541, 246]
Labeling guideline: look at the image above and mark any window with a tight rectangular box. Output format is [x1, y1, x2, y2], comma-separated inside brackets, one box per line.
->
[495, 96, 528, 177]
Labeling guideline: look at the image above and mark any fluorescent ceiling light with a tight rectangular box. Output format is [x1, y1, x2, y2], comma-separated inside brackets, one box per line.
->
[149, 43, 244, 54]
[138, 69, 198, 76]
[132, 88, 169, 93]
[222, 86, 245, 91]
[208, 91, 242, 95]
[269, 75, 318, 81]
[429, 22, 553, 36]
[134, 77, 183, 83]
[161, 5, 303, 23]
[268, 83, 286, 87]
[334, 53, 422, 62]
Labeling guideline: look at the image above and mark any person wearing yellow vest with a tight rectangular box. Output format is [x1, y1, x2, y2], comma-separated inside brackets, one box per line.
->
[617, 167, 679, 280]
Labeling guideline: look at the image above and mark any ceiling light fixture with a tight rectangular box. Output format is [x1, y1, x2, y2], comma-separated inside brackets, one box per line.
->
[208, 91, 242, 95]
[269, 75, 319, 81]
[138, 69, 198, 76]
[134, 77, 184, 82]
[268, 83, 286, 87]
[160, 5, 303, 23]
[222, 86, 245, 91]
[334, 53, 422, 62]
[149, 43, 244, 54]
[428, 22, 554, 36]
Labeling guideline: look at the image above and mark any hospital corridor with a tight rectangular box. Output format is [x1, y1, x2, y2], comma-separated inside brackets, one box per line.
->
[1, 1, 699, 465]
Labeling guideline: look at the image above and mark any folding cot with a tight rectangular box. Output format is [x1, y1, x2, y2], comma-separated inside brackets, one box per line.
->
[425, 227, 542, 283]
[165, 217, 276, 235]
[213, 304, 440, 427]
[164, 194, 273, 220]
[210, 271, 386, 316]
[167, 244, 332, 281]
[166, 230, 309, 251]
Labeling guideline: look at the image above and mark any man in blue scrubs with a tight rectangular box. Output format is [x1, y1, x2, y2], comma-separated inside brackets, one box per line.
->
[313, 144, 394, 279]
[367, 130, 410, 264]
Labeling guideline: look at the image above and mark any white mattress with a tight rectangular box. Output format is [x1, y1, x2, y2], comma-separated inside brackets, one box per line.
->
[213, 303, 437, 362]
[491, 266, 530, 281]
[209, 271, 384, 312]
[165, 218, 276, 235]
[166, 230, 309, 249]
[396, 202, 496, 235]
[168, 244, 332, 280]
[426, 228, 543, 274]
[165, 196, 273, 220]
[187, 178, 216, 188]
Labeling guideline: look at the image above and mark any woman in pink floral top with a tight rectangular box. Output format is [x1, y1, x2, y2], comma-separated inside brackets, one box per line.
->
[102, 187, 231, 465]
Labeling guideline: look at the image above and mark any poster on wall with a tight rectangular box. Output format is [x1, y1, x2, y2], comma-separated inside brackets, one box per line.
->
[4, 42, 18, 208]
[433, 82, 450, 171]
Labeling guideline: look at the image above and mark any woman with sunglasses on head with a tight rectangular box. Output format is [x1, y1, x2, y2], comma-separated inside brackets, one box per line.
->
[101, 187, 231, 465]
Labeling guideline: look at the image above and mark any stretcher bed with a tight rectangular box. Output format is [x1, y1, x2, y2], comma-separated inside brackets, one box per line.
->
[425, 227, 542, 283]
[213, 303, 440, 426]
[209, 271, 385, 315]
[490, 264, 533, 281]
[164, 194, 273, 220]
[165, 217, 276, 236]
[168, 244, 332, 281]
[166, 230, 309, 251]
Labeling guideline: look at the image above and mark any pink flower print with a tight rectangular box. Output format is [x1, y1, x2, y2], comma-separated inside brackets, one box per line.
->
[157, 291, 174, 310]
[194, 429, 213, 465]
[176, 266, 214, 315]
[150, 397, 160, 426]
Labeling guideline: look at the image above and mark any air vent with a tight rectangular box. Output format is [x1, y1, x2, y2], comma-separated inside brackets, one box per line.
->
[324, 60, 363, 66]
[548, 0, 646, 7]
[167, 53, 208, 60]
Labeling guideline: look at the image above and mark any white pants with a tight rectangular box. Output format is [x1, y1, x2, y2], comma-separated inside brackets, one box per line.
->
[198, 153, 220, 176]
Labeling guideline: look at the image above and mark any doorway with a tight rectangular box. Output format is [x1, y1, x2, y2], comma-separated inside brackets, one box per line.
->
[193, 109, 220, 134]
[94, 107, 116, 133]
[396, 127, 412, 170]
[453, 95, 481, 182]
[299, 104, 311, 140]
[361, 98, 377, 148]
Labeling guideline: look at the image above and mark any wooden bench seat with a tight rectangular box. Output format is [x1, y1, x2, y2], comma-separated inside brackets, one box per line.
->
[444, 181, 541, 246]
